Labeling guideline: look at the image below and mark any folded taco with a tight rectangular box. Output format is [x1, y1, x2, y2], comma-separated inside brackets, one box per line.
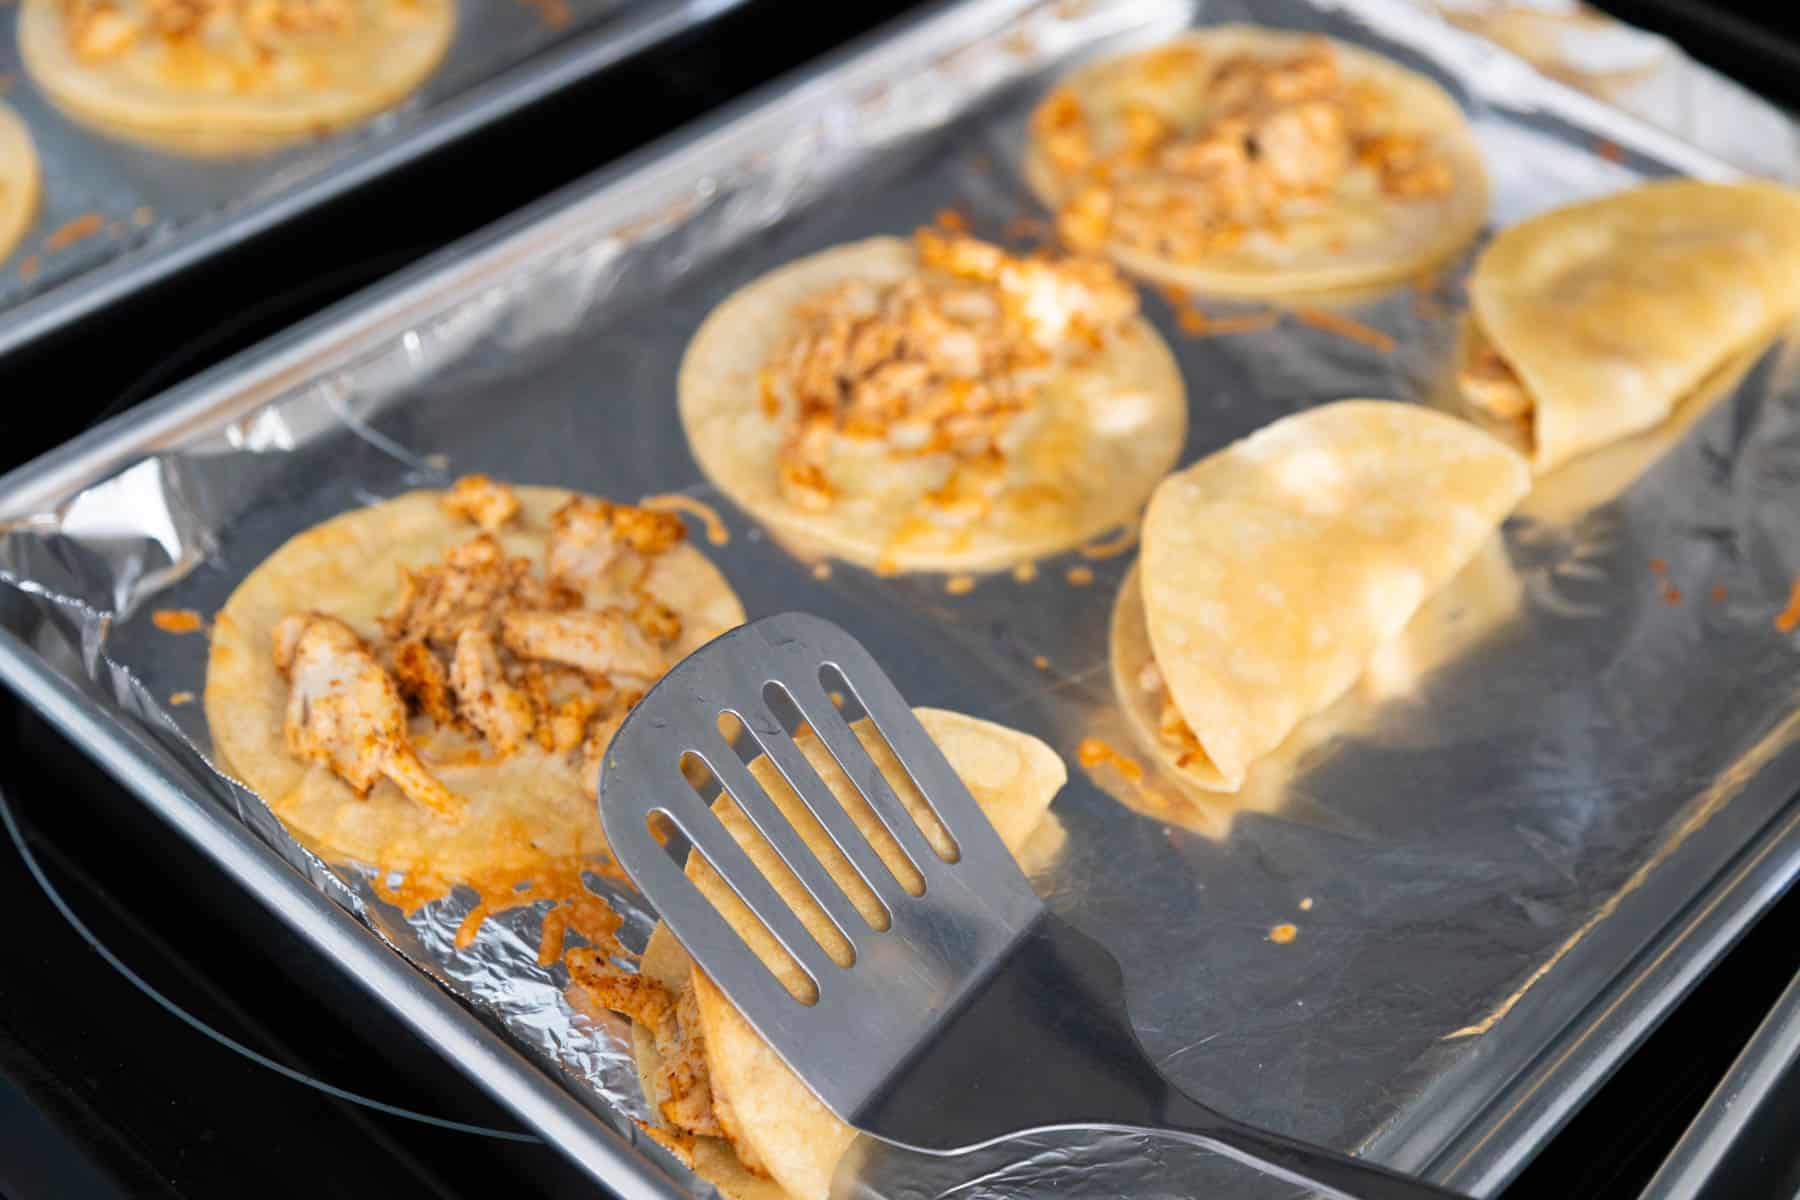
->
[1114, 401, 1529, 793]
[1459, 180, 1800, 474]
[1024, 28, 1488, 295]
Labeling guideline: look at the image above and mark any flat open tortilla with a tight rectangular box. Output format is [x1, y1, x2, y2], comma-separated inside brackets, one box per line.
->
[1023, 28, 1489, 296]
[1136, 400, 1529, 793]
[0, 105, 40, 265]
[1465, 180, 1800, 475]
[20, 0, 454, 155]
[205, 486, 745, 878]
[677, 237, 1186, 572]
[632, 709, 1065, 1200]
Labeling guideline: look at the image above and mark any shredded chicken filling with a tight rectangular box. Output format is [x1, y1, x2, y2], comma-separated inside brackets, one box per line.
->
[272, 476, 689, 816]
[1458, 337, 1536, 447]
[762, 228, 1137, 525]
[64, 0, 359, 64]
[1137, 659, 1213, 773]
[1035, 40, 1455, 262]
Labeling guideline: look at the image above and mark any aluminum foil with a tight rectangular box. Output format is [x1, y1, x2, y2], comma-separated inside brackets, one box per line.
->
[0, 0, 670, 317]
[5, 0, 1800, 1196]
[1416, 0, 1800, 184]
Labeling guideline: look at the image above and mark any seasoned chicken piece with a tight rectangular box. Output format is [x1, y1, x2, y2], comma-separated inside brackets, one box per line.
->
[390, 637, 457, 728]
[1251, 100, 1350, 193]
[566, 953, 724, 1139]
[380, 535, 534, 649]
[272, 614, 463, 819]
[632, 597, 683, 644]
[578, 695, 639, 797]
[1360, 133, 1454, 198]
[71, 3, 139, 61]
[998, 255, 1138, 349]
[550, 496, 684, 574]
[1032, 87, 1091, 174]
[500, 610, 665, 681]
[611, 505, 686, 556]
[449, 629, 535, 756]
[1461, 342, 1534, 420]
[441, 474, 521, 532]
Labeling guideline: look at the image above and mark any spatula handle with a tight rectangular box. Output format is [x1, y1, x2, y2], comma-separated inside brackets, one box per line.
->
[1156, 1094, 1465, 1200]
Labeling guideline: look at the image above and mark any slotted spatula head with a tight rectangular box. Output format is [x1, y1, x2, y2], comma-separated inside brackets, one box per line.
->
[598, 612, 1044, 1130]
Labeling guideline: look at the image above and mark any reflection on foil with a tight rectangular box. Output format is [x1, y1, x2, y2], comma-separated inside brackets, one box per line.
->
[2, 1, 1800, 1198]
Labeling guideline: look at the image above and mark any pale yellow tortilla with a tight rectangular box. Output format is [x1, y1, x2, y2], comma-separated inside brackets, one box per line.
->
[633, 709, 1065, 1200]
[677, 237, 1187, 573]
[1112, 534, 1521, 811]
[204, 486, 745, 878]
[20, 0, 454, 155]
[1023, 27, 1489, 296]
[1137, 400, 1529, 793]
[0, 105, 40, 266]
[1466, 180, 1800, 475]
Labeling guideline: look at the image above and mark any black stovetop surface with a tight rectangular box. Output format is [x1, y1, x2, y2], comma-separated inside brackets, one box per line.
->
[4, 1, 1800, 1197]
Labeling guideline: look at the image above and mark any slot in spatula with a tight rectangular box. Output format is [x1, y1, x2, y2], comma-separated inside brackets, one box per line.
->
[599, 612, 1463, 1199]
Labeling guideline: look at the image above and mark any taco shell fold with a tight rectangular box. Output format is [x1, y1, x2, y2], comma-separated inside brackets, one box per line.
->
[1467, 180, 1800, 474]
[1137, 400, 1529, 792]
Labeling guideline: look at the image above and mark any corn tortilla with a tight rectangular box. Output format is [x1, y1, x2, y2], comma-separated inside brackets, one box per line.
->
[205, 486, 745, 878]
[677, 236, 1186, 573]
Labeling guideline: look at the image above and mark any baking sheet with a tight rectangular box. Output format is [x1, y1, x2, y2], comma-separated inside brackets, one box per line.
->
[4, 0, 1800, 1196]
[1408, 0, 1800, 184]
[0, 0, 745, 360]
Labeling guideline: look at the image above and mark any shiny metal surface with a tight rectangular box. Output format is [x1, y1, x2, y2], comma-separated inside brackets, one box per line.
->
[603, 613, 1047, 1126]
[1639, 964, 1800, 1200]
[0, 0, 1797, 1197]
[0, 0, 746, 360]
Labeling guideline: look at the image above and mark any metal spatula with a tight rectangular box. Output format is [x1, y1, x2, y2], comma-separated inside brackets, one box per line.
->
[599, 613, 1463, 1200]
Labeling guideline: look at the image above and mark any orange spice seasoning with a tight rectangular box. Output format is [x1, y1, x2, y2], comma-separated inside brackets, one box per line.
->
[1065, 565, 1095, 586]
[1663, 585, 1682, 606]
[1268, 923, 1298, 945]
[1076, 736, 1144, 783]
[1777, 578, 1800, 633]
[945, 574, 976, 596]
[1711, 585, 1728, 605]
[45, 213, 106, 253]
[1032, 655, 1049, 670]
[169, 691, 195, 706]
[638, 493, 729, 546]
[1649, 558, 1668, 575]
[151, 609, 205, 634]
[1294, 306, 1395, 353]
